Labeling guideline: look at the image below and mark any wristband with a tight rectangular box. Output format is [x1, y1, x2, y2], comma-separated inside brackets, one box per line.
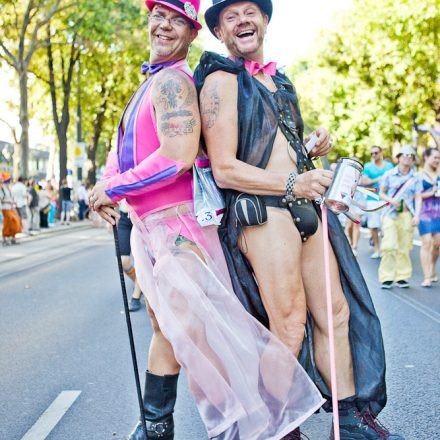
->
[286, 171, 298, 201]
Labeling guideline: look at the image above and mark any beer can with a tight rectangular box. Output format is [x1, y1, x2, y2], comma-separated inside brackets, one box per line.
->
[325, 158, 363, 214]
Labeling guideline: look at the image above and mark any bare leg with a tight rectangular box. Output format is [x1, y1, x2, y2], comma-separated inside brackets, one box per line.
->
[121, 255, 142, 299]
[431, 233, 440, 279]
[351, 223, 360, 251]
[132, 281, 142, 300]
[238, 208, 307, 357]
[420, 235, 433, 284]
[371, 228, 380, 253]
[345, 222, 353, 247]
[146, 302, 180, 375]
[301, 220, 355, 400]
[122, 255, 136, 282]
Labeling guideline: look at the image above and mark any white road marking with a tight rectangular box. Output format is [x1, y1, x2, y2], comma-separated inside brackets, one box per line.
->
[20, 390, 81, 440]
[387, 290, 440, 325]
[364, 273, 440, 325]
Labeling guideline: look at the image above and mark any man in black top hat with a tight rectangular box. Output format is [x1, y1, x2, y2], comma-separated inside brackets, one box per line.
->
[195, 1, 404, 439]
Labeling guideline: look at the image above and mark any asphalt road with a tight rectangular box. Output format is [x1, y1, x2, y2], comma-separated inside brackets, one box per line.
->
[0, 226, 438, 440]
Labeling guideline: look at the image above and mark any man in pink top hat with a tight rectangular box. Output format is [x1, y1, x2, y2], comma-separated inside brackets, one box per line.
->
[90, 1, 324, 439]
[90, 2, 200, 439]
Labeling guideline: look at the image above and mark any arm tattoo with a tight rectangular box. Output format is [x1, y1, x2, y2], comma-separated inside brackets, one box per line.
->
[159, 79, 182, 109]
[200, 81, 220, 130]
[154, 70, 198, 137]
[160, 118, 196, 137]
[161, 110, 193, 121]
[155, 70, 195, 111]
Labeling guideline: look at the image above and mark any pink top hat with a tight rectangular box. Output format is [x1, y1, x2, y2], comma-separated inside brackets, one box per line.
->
[145, 0, 202, 30]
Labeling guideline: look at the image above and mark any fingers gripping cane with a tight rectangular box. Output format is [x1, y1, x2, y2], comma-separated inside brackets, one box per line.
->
[112, 225, 148, 440]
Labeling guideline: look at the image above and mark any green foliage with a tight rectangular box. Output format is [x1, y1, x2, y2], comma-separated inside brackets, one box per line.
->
[288, 0, 440, 162]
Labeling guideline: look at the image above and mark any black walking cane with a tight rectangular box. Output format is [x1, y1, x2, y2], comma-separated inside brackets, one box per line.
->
[112, 224, 148, 440]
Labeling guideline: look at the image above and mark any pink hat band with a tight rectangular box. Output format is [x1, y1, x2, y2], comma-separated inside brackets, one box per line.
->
[146, 0, 202, 30]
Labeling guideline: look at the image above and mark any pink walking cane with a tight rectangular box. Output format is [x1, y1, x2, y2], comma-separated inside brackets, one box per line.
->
[322, 204, 340, 440]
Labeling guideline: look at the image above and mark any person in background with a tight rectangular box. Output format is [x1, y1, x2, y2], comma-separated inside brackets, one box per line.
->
[11, 176, 28, 233]
[28, 180, 40, 232]
[379, 145, 422, 289]
[345, 157, 363, 256]
[77, 181, 88, 221]
[0, 172, 22, 245]
[38, 182, 51, 229]
[102, 151, 143, 312]
[118, 201, 143, 312]
[418, 148, 440, 287]
[46, 182, 57, 227]
[60, 178, 72, 225]
[362, 146, 394, 258]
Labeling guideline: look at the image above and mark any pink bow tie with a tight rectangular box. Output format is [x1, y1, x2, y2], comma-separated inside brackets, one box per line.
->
[244, 60, 277, 76]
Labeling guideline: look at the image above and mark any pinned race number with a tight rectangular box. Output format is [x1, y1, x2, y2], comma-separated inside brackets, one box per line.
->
[196, 210, 222, 227]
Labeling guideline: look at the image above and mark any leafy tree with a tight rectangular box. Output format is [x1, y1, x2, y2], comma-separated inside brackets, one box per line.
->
[0, 0, 73, 177]
[28, 0, 144, 185]
[289, 0, 440, 161]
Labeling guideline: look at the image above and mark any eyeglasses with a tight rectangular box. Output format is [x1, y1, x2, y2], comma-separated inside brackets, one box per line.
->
[371, 151, 380, 156]
[150, 13, 190, 28]
[402, 153, 414, 158]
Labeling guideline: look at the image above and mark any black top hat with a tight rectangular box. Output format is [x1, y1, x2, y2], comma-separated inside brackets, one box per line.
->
[205, 0, 273, 37]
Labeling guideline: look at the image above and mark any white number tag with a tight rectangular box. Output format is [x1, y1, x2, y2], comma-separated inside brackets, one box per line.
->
[196, 210, 221, 227]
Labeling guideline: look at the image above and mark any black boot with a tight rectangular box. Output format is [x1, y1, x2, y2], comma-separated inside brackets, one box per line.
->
[282, 427, 303, 439]
[330, 406, 405, 440]
[126, 371, 179, 440]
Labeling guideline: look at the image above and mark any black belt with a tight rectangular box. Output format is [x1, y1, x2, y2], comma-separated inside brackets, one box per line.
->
[262, 195, 319, 241]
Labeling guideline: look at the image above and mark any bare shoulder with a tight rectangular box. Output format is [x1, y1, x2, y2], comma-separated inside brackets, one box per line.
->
[201, 70, 237, 96]
[152, 68, 197, 111]
[200, 71, 237, 130]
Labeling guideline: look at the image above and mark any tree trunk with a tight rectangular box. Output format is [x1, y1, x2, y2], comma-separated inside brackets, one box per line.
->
[58, 130, 68, 185]
[87, 88, 108, 185]
[18, 68, 29, 177]
[13, 142, 21, 179]
[87, 146, 97, 185]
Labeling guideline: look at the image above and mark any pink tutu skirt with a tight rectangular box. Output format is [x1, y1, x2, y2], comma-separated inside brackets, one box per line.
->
[130, 203, 324, 439]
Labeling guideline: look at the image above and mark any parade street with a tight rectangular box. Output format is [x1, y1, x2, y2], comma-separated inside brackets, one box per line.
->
[0, 225, 439, 440]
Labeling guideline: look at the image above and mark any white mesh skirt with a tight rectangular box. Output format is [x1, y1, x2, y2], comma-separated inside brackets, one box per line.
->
[130, 204, 324, 439]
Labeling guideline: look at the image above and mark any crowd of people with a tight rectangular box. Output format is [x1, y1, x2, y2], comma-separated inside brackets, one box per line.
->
[0, 173, 91, 246]
[342, 145, 439, 289]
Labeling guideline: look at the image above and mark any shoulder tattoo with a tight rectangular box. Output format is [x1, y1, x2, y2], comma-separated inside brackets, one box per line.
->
[200, 81, 220, 130]
[154, 70, 198, 137]
[155, 70, 195, 111]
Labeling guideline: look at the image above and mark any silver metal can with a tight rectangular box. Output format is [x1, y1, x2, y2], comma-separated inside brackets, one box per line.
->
[325, 158, 363, 214]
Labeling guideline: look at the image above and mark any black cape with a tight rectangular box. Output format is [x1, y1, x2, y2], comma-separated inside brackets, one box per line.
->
[194, 52, 387, 414]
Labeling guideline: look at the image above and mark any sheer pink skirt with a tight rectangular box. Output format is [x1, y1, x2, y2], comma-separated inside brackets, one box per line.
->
[130, 204, 324, 439]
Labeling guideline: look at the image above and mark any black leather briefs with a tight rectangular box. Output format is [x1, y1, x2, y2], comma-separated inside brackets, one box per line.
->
[262, 195, 319, 241]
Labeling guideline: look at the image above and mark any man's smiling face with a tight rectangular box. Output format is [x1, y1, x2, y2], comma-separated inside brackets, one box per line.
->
[149, 4, 197, 63]
[215, 2, 268, 60]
